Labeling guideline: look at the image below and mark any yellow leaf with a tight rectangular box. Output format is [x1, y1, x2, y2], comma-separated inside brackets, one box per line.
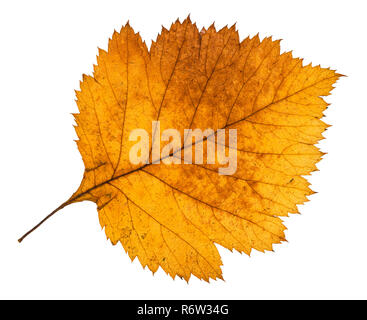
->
[19, 17, 342, 282]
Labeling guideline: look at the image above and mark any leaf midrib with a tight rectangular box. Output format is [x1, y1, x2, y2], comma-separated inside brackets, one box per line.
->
[71, 73, 338, 203]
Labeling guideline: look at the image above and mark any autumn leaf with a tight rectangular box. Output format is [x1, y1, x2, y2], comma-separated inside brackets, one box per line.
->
[19, 17, 341, 281]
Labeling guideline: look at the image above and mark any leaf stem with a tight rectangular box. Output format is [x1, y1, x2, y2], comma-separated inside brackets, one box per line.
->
[18, 199, 73, 243]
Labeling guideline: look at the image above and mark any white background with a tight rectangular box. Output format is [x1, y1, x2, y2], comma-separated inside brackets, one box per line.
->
[0, 0, 366, 299]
